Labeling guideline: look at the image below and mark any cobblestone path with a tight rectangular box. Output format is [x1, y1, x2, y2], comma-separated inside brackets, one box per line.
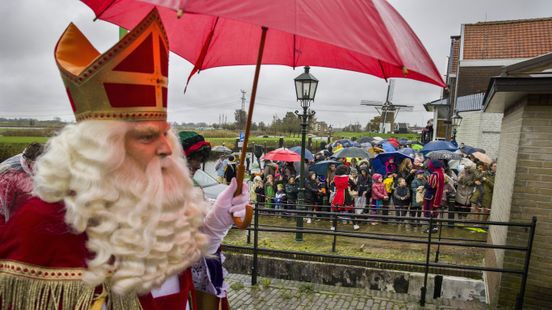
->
[226, 273, 488, 310]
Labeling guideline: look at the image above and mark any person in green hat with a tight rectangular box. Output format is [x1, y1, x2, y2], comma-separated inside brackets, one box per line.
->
[179, 131, 212, 176]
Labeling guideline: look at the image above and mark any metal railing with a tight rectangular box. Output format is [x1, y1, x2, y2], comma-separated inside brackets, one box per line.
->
[223, 202, 537, 309]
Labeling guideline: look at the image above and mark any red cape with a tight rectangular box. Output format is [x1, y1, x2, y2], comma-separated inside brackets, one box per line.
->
[0, 197, 196, 310]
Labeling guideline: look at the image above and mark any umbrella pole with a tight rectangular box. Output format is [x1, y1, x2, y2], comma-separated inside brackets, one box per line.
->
[232, 26, 268, 229]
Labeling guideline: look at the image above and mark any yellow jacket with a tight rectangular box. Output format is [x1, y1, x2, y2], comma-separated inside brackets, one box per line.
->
[383, 177, 394, 193]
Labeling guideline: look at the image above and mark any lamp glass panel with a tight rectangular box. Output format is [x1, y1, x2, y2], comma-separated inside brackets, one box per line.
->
[295, 80, 302, 100]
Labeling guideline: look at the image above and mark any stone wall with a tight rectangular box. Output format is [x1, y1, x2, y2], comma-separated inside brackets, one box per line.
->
[224, 253, 487, 304]
[485, 94, 552, 308]
[456, 111, 482, 149]
[456, 111, 502, 160]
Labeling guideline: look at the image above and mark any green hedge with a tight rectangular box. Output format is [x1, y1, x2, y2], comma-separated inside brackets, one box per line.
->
[0, 143, 29, 162]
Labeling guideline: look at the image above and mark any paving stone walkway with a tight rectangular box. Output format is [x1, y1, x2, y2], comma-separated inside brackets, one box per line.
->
[226, 273, 488, 310]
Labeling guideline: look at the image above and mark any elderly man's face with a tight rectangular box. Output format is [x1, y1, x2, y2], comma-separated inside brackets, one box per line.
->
[124, 121, 172, 171]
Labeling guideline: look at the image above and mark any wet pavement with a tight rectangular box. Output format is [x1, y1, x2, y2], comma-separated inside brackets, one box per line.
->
[226, 273, 488, 310]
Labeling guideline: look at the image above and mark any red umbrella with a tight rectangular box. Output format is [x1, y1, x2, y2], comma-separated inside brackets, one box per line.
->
[84, 0, 445, 87]
[262, 148, 302, 162]
[81, 0, 446, 228]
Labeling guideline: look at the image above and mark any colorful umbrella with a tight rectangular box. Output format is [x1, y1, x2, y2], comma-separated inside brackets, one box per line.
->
[368, 146, 385, 156]
[421, 141, 458, 154]
[461, 145, 486, 155]
[360, 142, 373, 149]
[262, 148, 301, 162]
[330, 139, 355, 148]
[387, 138, 400, 148]
[84, 0, 445, 87]
[381, 141, 397, 153]
[309, 160, 341, 176]
[372, 152, 413, 176]
[411, 144, 424, 151]
[289, 146, 314, 162]
[397, 147, 416, 158]
[472, 151, 493, 165]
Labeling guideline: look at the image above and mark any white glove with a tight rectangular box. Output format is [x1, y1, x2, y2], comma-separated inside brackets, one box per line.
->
[202, 178, 249, 253]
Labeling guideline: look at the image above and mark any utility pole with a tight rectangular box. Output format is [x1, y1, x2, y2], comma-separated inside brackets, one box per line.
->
[240, 89, 247, 112]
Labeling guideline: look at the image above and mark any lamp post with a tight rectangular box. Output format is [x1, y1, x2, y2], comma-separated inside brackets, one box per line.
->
[451, 111, 463, 136]
[294, 66, 318, 242]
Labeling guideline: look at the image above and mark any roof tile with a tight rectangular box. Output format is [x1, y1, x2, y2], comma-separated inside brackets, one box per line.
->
[463, 17, 552, 60]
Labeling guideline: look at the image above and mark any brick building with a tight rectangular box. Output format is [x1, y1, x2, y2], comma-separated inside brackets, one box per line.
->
[483, 52, 552, 309]
[428, 17, 552, 154]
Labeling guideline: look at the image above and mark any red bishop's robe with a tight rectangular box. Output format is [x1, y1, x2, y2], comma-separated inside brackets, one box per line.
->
[0, 197, 197, 310]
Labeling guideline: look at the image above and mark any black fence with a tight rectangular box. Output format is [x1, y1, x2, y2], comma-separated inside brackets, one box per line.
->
[224, 202, 537, 309]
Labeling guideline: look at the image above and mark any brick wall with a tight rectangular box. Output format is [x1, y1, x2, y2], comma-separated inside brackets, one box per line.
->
[456, 111, 502, 160]
[484, 99, 523, 307]
[485, 94, 552, 308]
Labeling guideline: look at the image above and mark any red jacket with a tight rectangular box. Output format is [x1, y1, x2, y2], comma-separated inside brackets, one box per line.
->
[371, 174, 387, 200]
[331, 175, 353, 211]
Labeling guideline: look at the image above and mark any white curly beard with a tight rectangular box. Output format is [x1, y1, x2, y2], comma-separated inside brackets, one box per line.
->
[33, 121, 209, 295]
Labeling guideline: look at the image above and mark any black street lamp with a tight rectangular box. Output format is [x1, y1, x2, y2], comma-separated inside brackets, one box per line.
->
[451, 111, 463, 136]
[294, 66, 318, 242]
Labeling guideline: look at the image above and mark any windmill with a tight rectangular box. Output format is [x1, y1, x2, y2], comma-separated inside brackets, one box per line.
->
[360, 79, 414, 133]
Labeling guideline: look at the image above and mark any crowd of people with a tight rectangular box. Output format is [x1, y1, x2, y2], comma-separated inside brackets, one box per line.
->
[213, 140, 497, 234]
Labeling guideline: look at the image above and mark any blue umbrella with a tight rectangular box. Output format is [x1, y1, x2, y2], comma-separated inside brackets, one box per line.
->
[421, 141, 458, 154]
[397, 147, 415, 158]
[330, 139, 354, 148]
[460, 145, 485, 155]
[372, 152, 413, 176]
[309, 160, 341, 176]
[381, 141, 396, 153]
[289, 146, 314, 161]
[398, 138, 409, 145]
[360, 142, 372, 148]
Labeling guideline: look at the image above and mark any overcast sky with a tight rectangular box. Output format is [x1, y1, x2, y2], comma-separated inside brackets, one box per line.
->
[1, 1, 551, 127]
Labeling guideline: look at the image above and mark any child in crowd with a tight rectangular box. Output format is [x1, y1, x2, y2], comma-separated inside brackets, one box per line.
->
[252, 176, 265, 208]
[274, 184, 286, 212]
[371, 173, 387, 225]
[305, 172, 321, 223]
[410, 170, 426, 226]
[382, 173, 396, 223]
[285, 176, 299, 211]
[264, 174, 275, 209]
[393, 177, 411, 222]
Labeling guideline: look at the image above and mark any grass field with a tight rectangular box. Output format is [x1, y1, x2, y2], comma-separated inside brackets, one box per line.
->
[0, 136, 49, 144]
[224, 215, 486, 269]
[336, 132, 420, 141]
